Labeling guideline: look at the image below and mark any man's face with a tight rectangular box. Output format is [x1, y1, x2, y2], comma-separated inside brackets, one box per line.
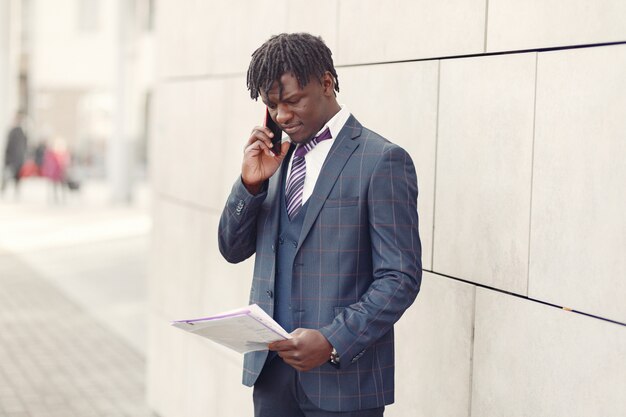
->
[260, 72, 334, 145]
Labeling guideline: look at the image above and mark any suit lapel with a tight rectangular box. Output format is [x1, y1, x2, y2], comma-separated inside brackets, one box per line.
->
[298, 116, 362, 248]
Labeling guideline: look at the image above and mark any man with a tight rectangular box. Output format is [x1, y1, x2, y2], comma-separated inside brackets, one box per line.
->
[2, 111, 28, 197]
[218, 33, 421, 416]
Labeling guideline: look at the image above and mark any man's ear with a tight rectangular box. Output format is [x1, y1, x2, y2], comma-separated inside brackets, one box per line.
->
[321, 71, 335, 96]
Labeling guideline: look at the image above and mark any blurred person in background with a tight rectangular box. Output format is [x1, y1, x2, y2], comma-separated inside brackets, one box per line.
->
[1, 111, 28, 198]
[41, 138, 70, 203]
[34, 140, 48, 175]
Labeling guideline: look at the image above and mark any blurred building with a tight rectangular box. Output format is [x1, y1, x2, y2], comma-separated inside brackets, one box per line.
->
[2, 0, 155, 200]
[148, 1, 626, 417]
[0, 0, 26, 164]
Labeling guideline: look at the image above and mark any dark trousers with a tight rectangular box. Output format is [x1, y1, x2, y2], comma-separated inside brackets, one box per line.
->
[253, 356, 384, 417]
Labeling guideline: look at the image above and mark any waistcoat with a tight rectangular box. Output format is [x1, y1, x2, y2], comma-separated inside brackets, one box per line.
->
[274, 165, 309, 333]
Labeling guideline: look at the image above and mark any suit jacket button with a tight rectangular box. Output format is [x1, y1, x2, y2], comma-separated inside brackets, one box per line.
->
[266, 290, 273, 298]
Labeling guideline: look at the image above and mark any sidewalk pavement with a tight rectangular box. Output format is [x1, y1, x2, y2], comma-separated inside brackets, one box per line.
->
[0, 178, 155, 417]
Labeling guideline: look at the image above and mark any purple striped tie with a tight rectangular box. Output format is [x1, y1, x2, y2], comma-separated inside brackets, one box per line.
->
[285, 127, 332, 219]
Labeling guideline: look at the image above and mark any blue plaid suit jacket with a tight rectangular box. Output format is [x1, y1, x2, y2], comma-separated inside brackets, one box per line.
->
[218, 115, 422, 412]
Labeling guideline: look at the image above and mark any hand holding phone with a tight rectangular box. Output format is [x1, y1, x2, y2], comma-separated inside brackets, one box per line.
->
[240, 109, 285, 194]
[265, 108, 283, 155]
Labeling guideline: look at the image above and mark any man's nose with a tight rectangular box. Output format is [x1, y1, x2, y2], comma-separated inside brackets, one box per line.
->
[275, 104, 292, 125]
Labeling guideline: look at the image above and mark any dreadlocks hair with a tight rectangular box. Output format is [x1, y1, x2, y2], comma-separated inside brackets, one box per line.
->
[246, 33, 340, 101]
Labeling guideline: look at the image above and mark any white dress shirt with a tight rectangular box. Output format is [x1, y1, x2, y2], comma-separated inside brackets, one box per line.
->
[286, 105, 351, 204]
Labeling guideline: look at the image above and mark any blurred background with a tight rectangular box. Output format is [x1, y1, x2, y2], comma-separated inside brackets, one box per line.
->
[1, 0, 153, 200]
[2, 1, 626, 417]
[1, 0, 154, 416]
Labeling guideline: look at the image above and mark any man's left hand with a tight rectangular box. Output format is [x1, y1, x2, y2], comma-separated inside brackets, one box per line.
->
[268, 328, 333, 372]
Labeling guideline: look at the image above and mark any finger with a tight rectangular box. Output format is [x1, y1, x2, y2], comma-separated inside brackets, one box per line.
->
[278, 141, 291, 156]
[243, 139, 271, 157]
[267, 341, 283, 351]
[277, 350, 301, 363]
[281, 356, 309, 372]
[250, 125, 274, 138]
[268, 338, 292, 349]
[245, 136, 272, 154]
[247, 126, 274, 149]
[290, 328, 304, 337]
[267, 140, 290, 159]
[269, 341, 296, 352]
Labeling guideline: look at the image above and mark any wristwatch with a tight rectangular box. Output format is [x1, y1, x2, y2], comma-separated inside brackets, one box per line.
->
[330, 347, 340, 365]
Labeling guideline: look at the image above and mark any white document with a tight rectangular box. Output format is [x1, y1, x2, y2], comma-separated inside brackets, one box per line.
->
[171, 304, 291, 354]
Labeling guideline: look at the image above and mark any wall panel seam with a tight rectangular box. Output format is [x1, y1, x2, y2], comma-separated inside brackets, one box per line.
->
[526, 53, 539, 298]
[467, 286, 477, 417]
[335, 40, 626, 69]
[424, 269, 626, 328]
[430, 60, 441, 270]
[483, 0, 489, 53]
[155, 41, 626, 83]
[335, 0, 341, 60]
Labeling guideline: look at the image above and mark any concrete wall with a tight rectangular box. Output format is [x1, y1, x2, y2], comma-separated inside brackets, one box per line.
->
[148, 1, 626, 416]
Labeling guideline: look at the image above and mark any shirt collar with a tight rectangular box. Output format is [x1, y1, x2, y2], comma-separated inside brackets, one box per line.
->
[314, 105, 350, 140]
[289, 105, 351, 145]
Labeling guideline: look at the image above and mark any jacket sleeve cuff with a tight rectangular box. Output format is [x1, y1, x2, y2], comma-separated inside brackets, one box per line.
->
[319, 326, 366, 370]
[227, 177, 267, 219]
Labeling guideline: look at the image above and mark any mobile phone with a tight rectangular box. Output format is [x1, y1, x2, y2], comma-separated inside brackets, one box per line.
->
[264, 107, 282, 155]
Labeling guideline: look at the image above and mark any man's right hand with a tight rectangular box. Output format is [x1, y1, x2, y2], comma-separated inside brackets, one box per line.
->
[241, 126, 291, 195]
